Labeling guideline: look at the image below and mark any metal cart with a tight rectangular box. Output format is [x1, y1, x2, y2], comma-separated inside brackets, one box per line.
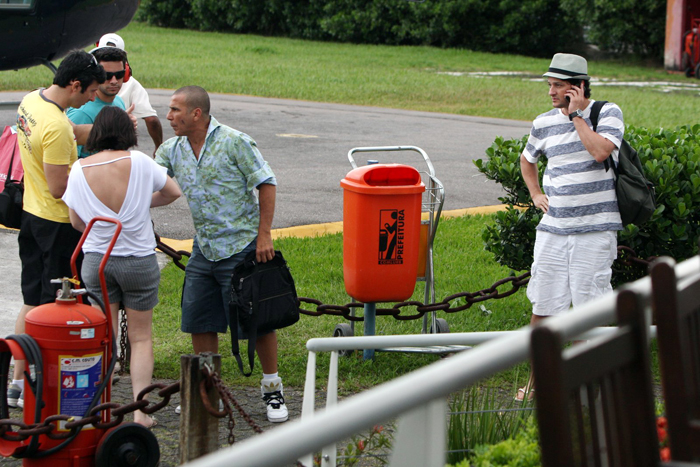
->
[335, 146, 459, 357]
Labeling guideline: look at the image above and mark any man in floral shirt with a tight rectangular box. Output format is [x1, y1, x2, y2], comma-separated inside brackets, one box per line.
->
[155, 86, 287, 423]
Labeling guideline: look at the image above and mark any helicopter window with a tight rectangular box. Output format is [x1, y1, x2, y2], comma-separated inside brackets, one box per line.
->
[0, 0, 34, 9]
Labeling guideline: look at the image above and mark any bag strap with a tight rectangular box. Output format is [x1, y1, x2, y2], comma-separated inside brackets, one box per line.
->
[4, 135, 17, 182]
[589, 100, 618, 175]
[230, 252, 261, 377]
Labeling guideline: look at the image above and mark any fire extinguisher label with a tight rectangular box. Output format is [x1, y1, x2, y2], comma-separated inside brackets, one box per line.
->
[57, 352, 104, 430]
[378, 209, 405, 265]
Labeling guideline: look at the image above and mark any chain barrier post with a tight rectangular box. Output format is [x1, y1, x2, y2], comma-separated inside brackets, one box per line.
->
[179, 352, 221, 463]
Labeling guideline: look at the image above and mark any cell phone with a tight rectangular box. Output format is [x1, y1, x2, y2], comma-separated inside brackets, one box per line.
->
[566, 83, 583, 103]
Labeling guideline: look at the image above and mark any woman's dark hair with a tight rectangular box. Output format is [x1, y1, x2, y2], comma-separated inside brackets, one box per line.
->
[85, 106, 137, 152]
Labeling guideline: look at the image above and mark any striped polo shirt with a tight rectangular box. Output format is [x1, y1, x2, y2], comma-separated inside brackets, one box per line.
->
[523, 100, 624, 235]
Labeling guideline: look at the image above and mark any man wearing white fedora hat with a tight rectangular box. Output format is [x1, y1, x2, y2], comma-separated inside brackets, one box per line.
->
[516, 53, 625, 401]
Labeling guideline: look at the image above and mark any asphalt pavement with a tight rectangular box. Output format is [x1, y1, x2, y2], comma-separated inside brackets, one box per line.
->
[0, 90, 530, 338]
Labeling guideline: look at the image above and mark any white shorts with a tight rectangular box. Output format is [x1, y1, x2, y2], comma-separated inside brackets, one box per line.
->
[527, 230, 617, 316]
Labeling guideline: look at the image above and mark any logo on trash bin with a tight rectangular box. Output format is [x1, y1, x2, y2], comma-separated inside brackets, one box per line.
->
[379, 209, 404, 264]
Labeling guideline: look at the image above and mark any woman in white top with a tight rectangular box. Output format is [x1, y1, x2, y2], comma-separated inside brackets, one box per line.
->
[63, 106, 181, 428]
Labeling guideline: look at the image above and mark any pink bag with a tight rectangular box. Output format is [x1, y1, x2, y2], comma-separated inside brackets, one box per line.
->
[0, 126, 23, 191]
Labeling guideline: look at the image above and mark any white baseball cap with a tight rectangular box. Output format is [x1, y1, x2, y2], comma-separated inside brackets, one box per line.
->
[95, 33, 126, 51]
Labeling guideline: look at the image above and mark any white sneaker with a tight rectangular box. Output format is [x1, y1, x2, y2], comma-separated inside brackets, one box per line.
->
[261, 377, 288, 423]
[7, 384, 21, 408]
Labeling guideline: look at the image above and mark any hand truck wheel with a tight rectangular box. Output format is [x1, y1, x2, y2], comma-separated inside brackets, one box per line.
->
[429, 318, 450, 334]
[95, 422, 160, 467]
[333, 323, 355, 357]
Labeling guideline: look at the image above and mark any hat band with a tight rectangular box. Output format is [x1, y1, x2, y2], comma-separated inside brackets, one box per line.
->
[548, 67, 585, 77]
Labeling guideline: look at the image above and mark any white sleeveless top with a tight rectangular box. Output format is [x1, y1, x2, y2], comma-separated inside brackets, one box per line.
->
[63, 150, 168, 256]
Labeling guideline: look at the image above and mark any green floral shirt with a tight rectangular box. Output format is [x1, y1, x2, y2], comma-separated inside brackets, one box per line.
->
[155, 117, 276, 261]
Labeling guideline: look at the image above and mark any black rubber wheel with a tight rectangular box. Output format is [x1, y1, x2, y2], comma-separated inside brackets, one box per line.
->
[430, 318, 450, 334]
[95, 422, 160, 467]
[695, 63, 700, 80]
[682, 51, 692, 75]
[333, 323, 354, 357]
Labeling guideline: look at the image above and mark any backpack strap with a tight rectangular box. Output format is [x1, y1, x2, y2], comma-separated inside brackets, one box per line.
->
[589, 100, 617, 174]
[589, 100, 607, 132]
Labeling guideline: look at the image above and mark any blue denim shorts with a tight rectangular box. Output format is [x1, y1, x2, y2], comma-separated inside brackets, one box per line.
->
[181, 239, 257, 335]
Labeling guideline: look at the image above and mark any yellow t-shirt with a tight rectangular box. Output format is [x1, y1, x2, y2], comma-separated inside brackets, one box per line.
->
[16, 89, 77, 223]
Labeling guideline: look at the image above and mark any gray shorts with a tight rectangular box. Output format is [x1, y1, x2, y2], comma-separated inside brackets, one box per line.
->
[82, 253, 160, 311]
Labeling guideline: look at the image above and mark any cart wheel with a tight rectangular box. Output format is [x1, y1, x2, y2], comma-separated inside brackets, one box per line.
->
[430, 318, 450, 334]
[695, 63, 700, 79]
[95, 422, 160, 467]
[333, 323, 354, 357]
[682, 52, 692, 76]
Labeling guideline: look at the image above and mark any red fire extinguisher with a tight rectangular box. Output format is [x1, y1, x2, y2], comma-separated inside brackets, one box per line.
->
[0, 217, 156, 466]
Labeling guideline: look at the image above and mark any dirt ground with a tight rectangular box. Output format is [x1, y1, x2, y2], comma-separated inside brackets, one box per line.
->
[2, 374, 317, 467]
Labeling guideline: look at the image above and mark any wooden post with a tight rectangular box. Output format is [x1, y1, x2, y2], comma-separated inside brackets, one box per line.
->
[179, 352, 222, 464]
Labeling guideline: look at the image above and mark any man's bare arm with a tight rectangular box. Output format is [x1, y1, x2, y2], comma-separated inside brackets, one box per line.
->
[144, 116, 163, 156]
[256, 183, 276, 263]
[69, 120, 92, 146]
[520, 154, 549, 213]
[44, 163, 69, 198]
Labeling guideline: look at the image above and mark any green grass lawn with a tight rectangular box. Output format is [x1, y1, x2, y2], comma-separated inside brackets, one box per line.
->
[153, 214, 534, 392]
[2, 21, 678, 392]
[1, 22, 698, 129]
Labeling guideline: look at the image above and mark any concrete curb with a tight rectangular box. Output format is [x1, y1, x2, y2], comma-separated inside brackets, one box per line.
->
[154, 205, 509, 253]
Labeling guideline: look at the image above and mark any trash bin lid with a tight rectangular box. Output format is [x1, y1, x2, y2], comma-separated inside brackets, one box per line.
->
[340, 164, 425, 195]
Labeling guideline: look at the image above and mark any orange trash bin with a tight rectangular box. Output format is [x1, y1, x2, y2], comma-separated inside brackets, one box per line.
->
[341, 164, 425, 303]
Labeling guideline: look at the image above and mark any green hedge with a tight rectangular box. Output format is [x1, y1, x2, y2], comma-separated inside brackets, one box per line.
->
[137, 0, 665, 59]
[137, 0, 583, 58]
[474, 124, 700, 286]
[562, 0, 667, 59]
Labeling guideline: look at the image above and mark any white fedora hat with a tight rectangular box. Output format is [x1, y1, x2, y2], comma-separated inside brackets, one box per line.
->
[543, 53, 589, 80]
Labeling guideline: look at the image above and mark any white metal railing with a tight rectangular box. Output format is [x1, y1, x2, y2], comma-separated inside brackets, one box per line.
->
[183, 256, 699, 467]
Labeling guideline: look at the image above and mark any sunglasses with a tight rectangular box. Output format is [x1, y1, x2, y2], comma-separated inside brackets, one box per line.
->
[85, 54, 98, 70]
[105, 70, 126, 80]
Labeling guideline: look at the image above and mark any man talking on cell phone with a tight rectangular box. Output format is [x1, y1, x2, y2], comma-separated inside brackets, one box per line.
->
[514, 53, 625, 402]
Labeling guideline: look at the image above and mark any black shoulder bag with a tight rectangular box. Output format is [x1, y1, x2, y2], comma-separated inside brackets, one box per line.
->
[0, 137, 23, 229]
[229, 250, 299, 376]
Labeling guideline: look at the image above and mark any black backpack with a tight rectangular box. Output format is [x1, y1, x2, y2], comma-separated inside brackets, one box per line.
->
[590, 101, 656, 227]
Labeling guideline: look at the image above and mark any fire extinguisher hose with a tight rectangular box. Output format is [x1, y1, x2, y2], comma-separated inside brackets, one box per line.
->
[1, 333, 44, 457]
[0, 289, 117, 459]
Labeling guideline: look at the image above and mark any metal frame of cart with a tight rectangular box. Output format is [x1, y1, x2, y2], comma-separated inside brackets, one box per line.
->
[335, 146, 466, 357]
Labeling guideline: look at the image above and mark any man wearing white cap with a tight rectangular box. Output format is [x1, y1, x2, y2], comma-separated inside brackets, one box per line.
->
[516, 53, 625, 401]
[95, 33, 163, 155]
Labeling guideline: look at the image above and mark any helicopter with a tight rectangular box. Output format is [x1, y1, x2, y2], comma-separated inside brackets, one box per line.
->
[0, 0, 139, 72]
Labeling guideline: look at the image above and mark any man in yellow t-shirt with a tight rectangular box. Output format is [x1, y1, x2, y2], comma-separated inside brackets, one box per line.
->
[7, 50, 105, 409]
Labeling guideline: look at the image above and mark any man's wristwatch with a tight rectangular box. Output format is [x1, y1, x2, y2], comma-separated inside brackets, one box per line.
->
[569, 109, 584, 121]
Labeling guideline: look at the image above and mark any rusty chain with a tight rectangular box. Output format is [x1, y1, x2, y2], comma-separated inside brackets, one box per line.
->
[0, 381, 181, 441]
[117, 308, 128, 376]
[0, 367, 253, 444]
[615, 245, 656, 269]
[296, 246, 655, 321]
[297, 272, 532, 321]
[155, 234, 190, 271]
